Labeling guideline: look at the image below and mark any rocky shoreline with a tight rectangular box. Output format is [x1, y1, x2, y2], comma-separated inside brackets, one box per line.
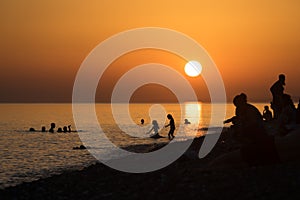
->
[1, 130, 300, 200]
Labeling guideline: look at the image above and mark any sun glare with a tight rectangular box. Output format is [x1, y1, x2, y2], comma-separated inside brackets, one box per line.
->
[184, 61, 202, 77]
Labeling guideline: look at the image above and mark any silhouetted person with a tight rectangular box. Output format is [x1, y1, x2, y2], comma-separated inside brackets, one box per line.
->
[63, 126, 68, 133]
[29, 127, 35, 132]
[73, 145, 86, 150]
[262, 106, 272, 122]
[68, 125, 71, 132]
[141, 119, 145, 125]
[278, 94, 297, 135]
[224, 93, 280, 166]
[49, 123, 55, 133]
[41, 126, 46, 132]
[165, 114, 175, 140]
[223, 93, 247, 125]
[57, 127, 63, 133]
[297, 99, 300, 124]
[147, 120, 163, 138]
[184, 119, 191, 124]
[270, 74, 285, 119]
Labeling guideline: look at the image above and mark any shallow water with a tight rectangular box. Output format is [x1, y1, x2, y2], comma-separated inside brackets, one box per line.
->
[0, 103, 267, 188]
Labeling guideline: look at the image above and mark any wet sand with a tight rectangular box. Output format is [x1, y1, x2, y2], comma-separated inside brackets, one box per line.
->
[1, 130, 300, 200]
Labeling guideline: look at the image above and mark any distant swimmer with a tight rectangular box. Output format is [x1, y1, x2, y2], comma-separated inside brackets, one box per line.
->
[41, 126, 46, 132]
[141, 119, 145, 125]
[73, 145, 86, 150]
[49, 123, 55, 133]
[57, 127, 63, 133]
[63, 126, 68, 133]
[29, 127, 36, 132]
[184, 119, 191, 124]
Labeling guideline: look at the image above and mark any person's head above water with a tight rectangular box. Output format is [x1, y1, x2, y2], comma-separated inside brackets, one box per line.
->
[141, 119, 144, 125]
[279, 74, 285, 85]
[50, 123, 55, 128]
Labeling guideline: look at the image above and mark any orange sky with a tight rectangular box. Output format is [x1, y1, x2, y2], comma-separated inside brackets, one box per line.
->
[0, 0, 300, 102]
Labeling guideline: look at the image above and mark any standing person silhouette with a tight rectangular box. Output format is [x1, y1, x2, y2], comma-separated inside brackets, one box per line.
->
[165, 114, 175, 140]
[270, 74, 285, 119]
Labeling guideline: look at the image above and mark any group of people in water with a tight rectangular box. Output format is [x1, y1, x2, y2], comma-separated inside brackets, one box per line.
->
[29, 123, 72, 133]
[223, 74, 300, 166]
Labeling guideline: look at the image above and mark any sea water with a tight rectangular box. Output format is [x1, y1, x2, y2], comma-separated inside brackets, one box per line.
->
[0, 103, 267, 188]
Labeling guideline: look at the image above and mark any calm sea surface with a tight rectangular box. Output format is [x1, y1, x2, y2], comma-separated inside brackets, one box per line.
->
[0, 103, 267, 188]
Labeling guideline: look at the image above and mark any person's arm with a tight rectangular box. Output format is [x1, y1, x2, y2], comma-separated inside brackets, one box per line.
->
[165, 123, 170, 128]
[224, 117, 235, 124]
[147, 126, 154, 134]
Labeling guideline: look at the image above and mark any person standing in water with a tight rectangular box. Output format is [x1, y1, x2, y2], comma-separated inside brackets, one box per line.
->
[165, 114, 175, 140]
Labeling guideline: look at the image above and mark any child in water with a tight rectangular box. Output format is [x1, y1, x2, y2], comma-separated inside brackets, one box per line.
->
[147, 120, 163, 139]
[165, 114, 175, 140]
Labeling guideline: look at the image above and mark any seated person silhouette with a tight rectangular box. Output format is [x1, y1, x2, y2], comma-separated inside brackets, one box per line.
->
[147, 120, 164, 139]
[262, 106, 272, 122]
[224, 93, 280, 166]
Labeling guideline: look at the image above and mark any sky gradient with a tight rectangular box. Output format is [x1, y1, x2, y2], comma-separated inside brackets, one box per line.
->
[1, 0, 300, 103]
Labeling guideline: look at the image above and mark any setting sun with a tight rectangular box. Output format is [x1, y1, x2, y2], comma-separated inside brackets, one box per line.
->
[184, 61, 202, 77]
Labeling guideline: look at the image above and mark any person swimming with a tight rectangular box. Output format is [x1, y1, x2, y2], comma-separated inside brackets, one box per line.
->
[184, 119, 191, 124]
[49, 123, 56, 133]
